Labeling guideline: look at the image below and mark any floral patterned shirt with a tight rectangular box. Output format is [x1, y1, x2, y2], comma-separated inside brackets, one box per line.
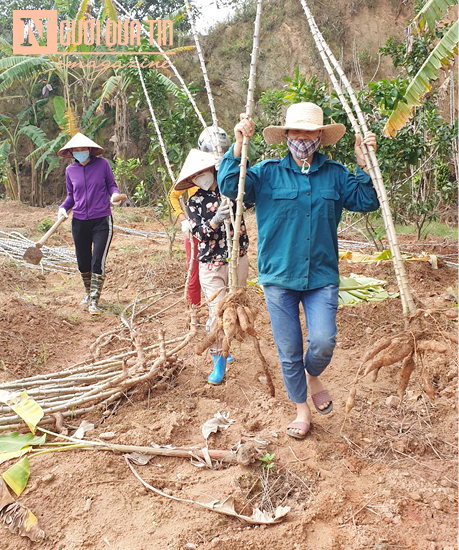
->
[187, 187, 249, 265]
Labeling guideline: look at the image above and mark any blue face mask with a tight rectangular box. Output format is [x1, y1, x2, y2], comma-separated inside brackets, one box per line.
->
[73, 151, 89, 163]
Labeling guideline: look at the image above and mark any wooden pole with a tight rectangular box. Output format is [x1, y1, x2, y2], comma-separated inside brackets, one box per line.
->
[185, 2, 222, 157]
[134, 57, 175, 184]
[114, 0, 210, 133]
[185, 2, 234, 285]
[299, 0, 416, 315]
[229, 0, 264, 288]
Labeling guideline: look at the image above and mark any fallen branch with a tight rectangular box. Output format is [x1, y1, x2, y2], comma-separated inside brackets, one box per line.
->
[125, 456, 290, 525]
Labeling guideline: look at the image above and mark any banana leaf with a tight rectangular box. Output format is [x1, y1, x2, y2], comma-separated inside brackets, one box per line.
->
[0, 391, 43, 434]
[339, 249, 437, 264]
[412, 0, 457, 35]
[0, 433, 46, 455]
[338, 274, 398, 306]
[384, 20, 458, 136]
[2, 457, 30, 496]
[249, 275, 397, 305]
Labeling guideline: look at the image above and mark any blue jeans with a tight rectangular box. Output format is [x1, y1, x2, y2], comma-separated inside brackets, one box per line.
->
[263, 284, 339, 403]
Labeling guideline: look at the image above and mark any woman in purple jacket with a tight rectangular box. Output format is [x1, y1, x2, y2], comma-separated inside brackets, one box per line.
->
[57, 133, 125, 315]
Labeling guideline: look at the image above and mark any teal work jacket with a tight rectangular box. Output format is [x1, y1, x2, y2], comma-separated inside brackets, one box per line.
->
[218, 146, 380, 291]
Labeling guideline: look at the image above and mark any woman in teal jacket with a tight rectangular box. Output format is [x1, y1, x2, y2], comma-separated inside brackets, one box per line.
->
[218, 102, 379, 439]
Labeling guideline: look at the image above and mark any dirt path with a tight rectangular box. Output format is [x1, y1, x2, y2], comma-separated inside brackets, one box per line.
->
[0, 201, 457, 550]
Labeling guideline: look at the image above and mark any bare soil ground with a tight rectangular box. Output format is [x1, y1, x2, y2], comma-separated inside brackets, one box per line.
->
[0, 201, 457, 550]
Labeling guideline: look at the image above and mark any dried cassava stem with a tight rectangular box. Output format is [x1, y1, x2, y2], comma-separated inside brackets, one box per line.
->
[398, 354, 416, 401]
[185, 2, 223, 157]
[113, 0, 209, 134]
[134, 57, 175, 183]
[299, 0, 416, 315]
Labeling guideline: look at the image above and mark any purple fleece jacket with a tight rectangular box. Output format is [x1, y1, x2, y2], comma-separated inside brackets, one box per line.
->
[60, 157, 120, 220]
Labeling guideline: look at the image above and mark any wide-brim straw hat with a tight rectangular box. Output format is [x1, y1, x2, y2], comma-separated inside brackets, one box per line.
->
[263, 102, 346, 146]
[174, 149, 217, 191]
[57, 132, 105, 158]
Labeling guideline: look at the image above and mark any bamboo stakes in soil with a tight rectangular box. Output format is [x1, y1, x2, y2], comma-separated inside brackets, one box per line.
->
[229, 0, 264, 288]
[299, 0, 416, 315]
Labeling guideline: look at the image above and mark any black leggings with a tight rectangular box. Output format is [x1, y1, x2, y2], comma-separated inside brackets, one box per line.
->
[72, 216, 113, 275]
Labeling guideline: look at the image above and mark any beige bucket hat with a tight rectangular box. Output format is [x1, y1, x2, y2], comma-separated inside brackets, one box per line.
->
[57, 132, 105, 158]
[263, 102, 346, 146]
[174, 149, 217, 191]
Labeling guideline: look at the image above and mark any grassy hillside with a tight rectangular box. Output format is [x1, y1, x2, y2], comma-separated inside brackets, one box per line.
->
[176, 0, 415, 130]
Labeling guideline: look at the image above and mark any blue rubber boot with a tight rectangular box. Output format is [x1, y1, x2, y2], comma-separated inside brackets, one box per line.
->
[209, 350, 235, 363]
[208, 355, 227, 385]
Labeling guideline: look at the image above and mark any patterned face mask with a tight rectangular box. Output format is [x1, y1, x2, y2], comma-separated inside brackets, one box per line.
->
[286, 136, 321, 160]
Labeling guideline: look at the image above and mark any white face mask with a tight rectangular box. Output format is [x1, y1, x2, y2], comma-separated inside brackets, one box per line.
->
[192, 171, 214, 190]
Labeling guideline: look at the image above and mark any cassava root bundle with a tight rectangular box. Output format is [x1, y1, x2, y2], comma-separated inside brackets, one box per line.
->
[194, 287, 275, 396]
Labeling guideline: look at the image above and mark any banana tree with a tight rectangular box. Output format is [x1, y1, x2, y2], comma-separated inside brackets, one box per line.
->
[383, 0, 458, 136]
[0, 140, 16, 200]
[26, 96, 109, 187]
[0, 114, 44, 202]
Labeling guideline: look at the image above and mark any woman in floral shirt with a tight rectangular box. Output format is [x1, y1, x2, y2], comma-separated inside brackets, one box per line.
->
[175, 148, 249, 385]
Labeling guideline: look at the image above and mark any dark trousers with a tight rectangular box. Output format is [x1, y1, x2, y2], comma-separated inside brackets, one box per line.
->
[72, 216, 113, 275]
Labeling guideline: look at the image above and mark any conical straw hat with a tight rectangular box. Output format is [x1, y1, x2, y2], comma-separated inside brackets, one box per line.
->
[263, 102, 346, 146]
[174, 149, 217, 190]
[57, 132, 105, 158]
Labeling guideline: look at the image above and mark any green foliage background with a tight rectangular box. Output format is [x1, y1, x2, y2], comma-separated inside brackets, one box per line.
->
[0, 0, 456, 239]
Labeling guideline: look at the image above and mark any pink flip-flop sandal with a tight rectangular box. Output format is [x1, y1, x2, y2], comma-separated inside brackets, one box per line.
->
[286, 421, 310, 439]
[311, 390, 333, 415]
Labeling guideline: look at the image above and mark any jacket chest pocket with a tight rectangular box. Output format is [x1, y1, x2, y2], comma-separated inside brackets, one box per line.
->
[272, 188, 298, 219]
[319, 188, 340, 220]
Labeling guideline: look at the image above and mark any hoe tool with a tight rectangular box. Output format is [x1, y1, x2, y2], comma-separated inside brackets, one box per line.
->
[23, 215, 68, 265]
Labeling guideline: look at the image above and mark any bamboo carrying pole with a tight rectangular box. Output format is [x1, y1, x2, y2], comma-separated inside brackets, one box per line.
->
[299, 0, 416, 315]
[184, 2, 234, 286]
[229, 0, 264, 287]
[185, 3, 222, 158]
